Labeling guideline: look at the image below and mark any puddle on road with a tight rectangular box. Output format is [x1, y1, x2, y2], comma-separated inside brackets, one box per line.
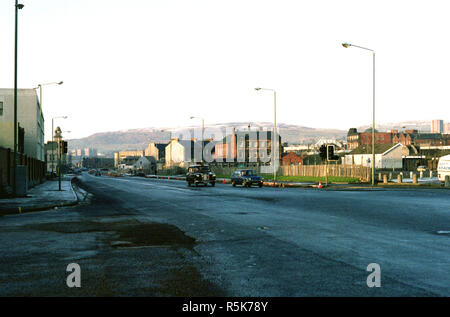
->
[112, 223, 196, 249]
[21, 220, 196, 249]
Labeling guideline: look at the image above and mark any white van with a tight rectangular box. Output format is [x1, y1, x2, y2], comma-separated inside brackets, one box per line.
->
[437, 154, 450, 182]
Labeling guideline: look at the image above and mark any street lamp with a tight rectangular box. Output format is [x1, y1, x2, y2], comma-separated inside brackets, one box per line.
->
[52, 116, 67, 175]
[190, 116, 204, 163]
[254, 87, 278, 182]
[35, 81, 64, 115]
[12, 0, 24, 196]
[35, 81, 63, 164]
[342, 42, 376, 186]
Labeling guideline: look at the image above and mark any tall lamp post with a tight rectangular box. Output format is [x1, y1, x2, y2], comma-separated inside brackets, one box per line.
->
[190, 116, 204, 163]
[35, 81, 63, 168]
[35, 81, 63, 118]
[52, 116, 67, 175]
[254, 88, 278, 182]
[342, 42, 376, 186]
[54, 127, 63, 190]
[12, 1, 24, 196]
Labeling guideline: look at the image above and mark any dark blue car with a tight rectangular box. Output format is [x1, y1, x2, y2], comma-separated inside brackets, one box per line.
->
[231, 169, 263, 188]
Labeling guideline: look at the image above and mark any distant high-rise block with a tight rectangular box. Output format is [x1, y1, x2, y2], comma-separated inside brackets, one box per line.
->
[431, 119, 443, 133]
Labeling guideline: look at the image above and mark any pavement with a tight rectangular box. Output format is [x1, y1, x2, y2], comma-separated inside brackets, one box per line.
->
[0, 178, 78, 215]
[0, 172, 449, 296]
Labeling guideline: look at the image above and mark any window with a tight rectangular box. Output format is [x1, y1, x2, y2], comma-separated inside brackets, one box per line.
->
[0, 101, 3, 116]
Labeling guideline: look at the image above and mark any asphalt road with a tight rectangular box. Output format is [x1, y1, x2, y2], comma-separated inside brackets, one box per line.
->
[0, 173, 449, 296]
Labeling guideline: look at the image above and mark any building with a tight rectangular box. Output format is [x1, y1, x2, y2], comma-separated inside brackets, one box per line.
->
[347, 128, 361, 150]
[281, 152, 303, 166]
[44, 141, 59, 174]
[413, 133, 450, 146]
[392, 130, 450, 147]
[114, 150, 144, 168]
[134, 156, 157, 174]
[349, 127, 450, 149]
[117, 156, 142, 170]
[70, 148, 97, 158]
[214, 128, 282, 164]
[0, 88, 45, 161]
[444, 123, 450, 134]
[344, 143, 410, 169]
[431, 119, 444, 133]
[144, 142, 167, 163]
[346, 128, 392, 150]
[165, 138, 208, 168]
[283, 145, 310, 153]
[83, 148, 97, 157]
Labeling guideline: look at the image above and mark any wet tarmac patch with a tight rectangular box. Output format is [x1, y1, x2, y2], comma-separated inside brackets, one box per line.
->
[155, 265, 225, 296]
[21, 220, 196, 249]
[112, 223, 196, 249]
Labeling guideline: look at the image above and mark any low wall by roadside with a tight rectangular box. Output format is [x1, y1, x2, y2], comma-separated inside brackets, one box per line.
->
[0, 146, 45, 194]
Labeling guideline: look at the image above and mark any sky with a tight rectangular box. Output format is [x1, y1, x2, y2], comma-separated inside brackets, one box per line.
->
[1, 0, 450, 141]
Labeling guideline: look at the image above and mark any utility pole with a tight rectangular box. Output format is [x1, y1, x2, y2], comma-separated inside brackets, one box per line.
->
[54, 127, 63, 191]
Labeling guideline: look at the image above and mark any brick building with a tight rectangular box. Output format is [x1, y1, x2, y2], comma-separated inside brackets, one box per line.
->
[281, 152, 303, 166]
[347, 128, 393, 150]
[348, 128, 450, 149]
[214, 128, 282, 163]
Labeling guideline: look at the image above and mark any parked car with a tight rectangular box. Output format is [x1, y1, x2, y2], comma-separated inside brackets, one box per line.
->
[94, 170, 101, 176]
[417, 165, 429, 172]
[136, 172, 146, 177]
[186, 164, 216, 187]
[231, 169, 263, 188]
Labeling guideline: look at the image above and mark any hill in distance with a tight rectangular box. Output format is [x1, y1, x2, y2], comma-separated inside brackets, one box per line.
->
[67, 120, 435, 157]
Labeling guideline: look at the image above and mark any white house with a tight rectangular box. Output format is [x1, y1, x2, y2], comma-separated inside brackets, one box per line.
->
[344, 143, 411, 169]
[165, 138, 206, 168]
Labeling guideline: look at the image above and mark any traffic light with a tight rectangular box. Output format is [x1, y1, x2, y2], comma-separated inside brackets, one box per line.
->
[327, 145, 339, 161]
[62, 141, 68, 154]
[319, 145, 327, 161]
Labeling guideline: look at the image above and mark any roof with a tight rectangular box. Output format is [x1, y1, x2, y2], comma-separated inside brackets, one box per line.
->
[349, 144, 398, 155]
[155, 143, 167, 151]
[282, 151, 303, 157]
[0, 88, 38, 96]
[414, 133, 445, 140]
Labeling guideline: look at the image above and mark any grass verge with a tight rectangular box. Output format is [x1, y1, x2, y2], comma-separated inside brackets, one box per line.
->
[215, 173, 360, 183]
